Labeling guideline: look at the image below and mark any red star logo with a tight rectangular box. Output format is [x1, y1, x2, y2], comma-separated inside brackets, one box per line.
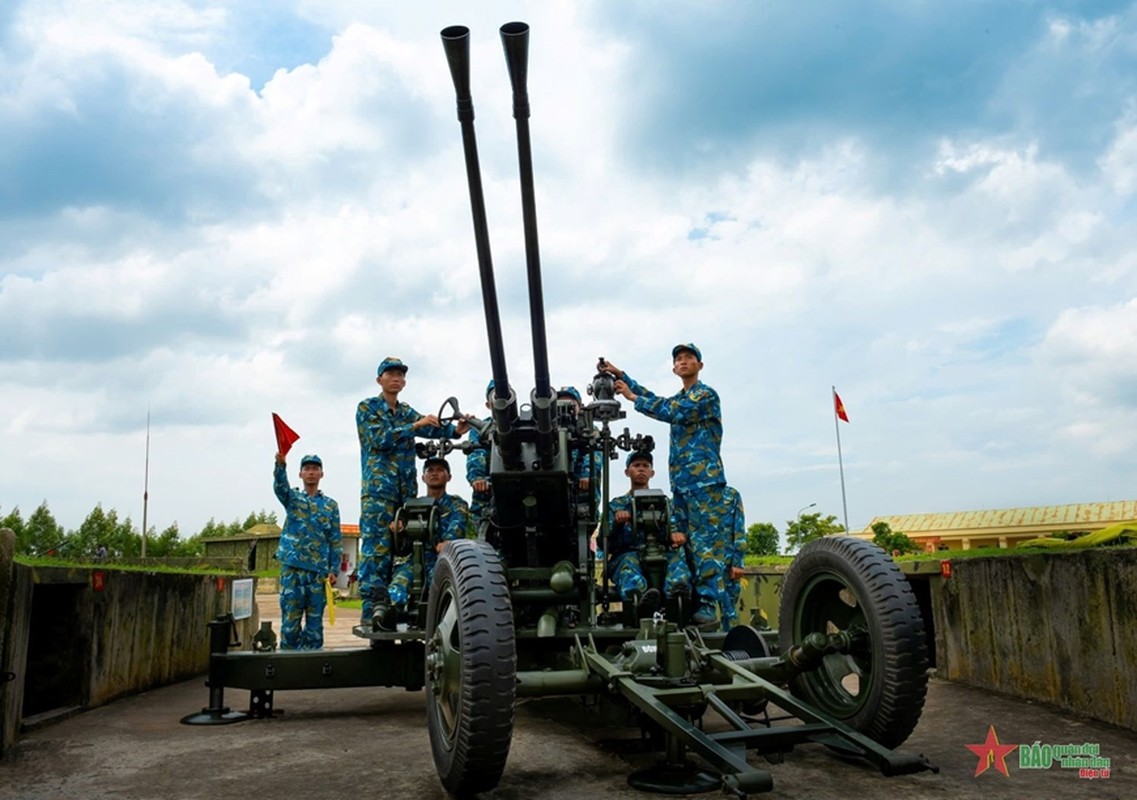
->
[965, 725, 1018, 777]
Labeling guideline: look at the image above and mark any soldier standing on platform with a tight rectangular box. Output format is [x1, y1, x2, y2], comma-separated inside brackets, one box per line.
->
[356, 357, 468, 628]
[601, 344, 727, 628]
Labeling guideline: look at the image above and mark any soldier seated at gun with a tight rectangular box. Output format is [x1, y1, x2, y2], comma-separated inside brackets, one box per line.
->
[605, 451, 692, 617]
[556, 385, 602, 514]
[374, 457, 471, 631]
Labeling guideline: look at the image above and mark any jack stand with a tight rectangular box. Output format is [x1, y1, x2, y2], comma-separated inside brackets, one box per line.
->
[180, 615, 248, 725]
[627, 733, 719, 795]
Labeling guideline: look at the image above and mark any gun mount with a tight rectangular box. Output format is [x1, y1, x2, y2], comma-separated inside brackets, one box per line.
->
[183, 20, 936, 799]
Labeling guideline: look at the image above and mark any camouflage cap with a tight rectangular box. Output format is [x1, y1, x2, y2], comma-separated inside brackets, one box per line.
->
[423, 456, 451, 474]
[671, 343, 702, 362]
[377, 357, 408, 376]
[556, 385, 582, 403]
[299, 454, 323, 468]
[626, 451, 653, 467]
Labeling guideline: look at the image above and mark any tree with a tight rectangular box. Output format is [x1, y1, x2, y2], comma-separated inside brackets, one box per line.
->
[784, 512, 845, 554]
[744, 522, 781, 556]
[242, 509, 278, 530]
[25, 502, 66, 556]
[71, 504, 137, 559]
[871, 521, 919, 555]
[1, 506, 27, 551]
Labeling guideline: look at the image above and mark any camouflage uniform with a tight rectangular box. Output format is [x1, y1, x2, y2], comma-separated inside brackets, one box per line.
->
[621, 372, 727, 619]
[465, 419, 492, 530]
[388, 493, 471, 607]
[356, 397, 458, 620]
[605, 492, 690, 600]
[273, 461, 342, 650]
[720, 486, 745, 630]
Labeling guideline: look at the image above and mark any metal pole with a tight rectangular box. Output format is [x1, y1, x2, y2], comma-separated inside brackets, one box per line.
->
[141, 406, 150, 558]
[832, 386, 850, 534]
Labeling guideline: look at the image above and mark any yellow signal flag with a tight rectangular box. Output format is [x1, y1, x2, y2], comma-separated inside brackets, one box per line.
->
[325, 577, 336, 625]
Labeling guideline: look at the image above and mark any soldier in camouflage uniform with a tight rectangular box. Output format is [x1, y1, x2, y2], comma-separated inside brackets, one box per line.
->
[272, 452, 342, 650]
[720, 485, 746, 630]
[605, 451, 691, 615]
[381, 458, 471, 626]
[356, 357, 468, 627]
[602, 343, 727, 627]
[465, 380, 496, 530]
[556, 386, 602, 517]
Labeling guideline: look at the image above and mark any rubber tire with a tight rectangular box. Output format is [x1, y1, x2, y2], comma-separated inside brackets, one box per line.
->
[779, 536, 928, 749]
[425, 540, 516, 796]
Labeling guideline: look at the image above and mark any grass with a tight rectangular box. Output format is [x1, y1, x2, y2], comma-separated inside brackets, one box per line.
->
[13, 554, 246, 575]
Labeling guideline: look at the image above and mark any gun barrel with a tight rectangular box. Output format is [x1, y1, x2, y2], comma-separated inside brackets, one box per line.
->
[440, 26, 514, 410]
[441, 25, 522, 465]
[500, 21, 552, 403]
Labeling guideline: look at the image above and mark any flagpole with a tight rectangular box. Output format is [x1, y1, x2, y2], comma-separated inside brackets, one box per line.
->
[833, 386, 850, 534]
[141, 406, 150, 558]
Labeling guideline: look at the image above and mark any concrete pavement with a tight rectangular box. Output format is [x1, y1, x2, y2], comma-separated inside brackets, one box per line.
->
[2, 602, 1134, 799]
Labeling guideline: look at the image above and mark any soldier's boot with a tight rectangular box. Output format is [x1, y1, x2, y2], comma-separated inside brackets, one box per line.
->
[639, 587, 662, 617]
[691, 605, 719, 630]
[371, 587, 395, 632]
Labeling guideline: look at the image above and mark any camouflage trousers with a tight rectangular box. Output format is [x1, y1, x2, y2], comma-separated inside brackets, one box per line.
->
[607, 549, 692, 601]
[721, 573, 742, 630]
[388, 553, 439, 608]
[279, 566, 327, 650]
[672, 485, 727, 620]
[358, 495, 400, 620]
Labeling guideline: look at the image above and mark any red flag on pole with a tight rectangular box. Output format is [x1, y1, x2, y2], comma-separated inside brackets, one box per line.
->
[272, 413, 300, 456]
[833, 390, 850, 423]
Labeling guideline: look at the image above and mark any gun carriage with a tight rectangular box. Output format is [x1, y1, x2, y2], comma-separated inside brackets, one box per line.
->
[184, 22, 936, 798]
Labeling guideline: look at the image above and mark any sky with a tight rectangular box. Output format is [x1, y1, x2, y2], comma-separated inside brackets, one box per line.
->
[2, 0, 1136, 546]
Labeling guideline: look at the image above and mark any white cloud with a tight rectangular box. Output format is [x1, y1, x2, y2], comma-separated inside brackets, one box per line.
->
[3, 0, 1137, 541]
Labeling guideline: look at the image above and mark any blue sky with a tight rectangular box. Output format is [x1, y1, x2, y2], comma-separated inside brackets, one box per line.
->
[2, 0, 1136, 545]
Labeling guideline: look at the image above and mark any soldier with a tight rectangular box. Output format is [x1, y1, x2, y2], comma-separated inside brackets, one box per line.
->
[465, 380, 496, 529]
[556, 385, 602, 515]
[720, 485, 746, 630]
[377, 457, 471, 629]
[601, 344, 727, 627]
[356, 357, 469, 628]
[272, 452, 342, 650]
[605, 451, 690, 614]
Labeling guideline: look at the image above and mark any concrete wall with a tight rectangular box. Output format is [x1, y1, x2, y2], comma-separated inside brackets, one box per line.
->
[933, 548, 1137, 730]
[0, 527, 258, 756]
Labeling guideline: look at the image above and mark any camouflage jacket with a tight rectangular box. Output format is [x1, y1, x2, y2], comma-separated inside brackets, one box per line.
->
[356, 396, 457, 501]
[621, 374, 725, 491]
[464, 418, 492, 505]
[273, 463, 342, 575]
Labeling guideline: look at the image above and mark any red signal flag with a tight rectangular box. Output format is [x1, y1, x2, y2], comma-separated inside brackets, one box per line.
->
[272, 413, 300, 457]
[833, 390, 850, 423]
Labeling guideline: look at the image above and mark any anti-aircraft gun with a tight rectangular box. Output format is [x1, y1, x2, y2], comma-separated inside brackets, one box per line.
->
[415, 21, 937, 797]
[183, 21, 937, 799]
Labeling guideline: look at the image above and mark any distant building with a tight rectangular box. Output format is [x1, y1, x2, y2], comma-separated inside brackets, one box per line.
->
[857, 501, 1137, 551]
